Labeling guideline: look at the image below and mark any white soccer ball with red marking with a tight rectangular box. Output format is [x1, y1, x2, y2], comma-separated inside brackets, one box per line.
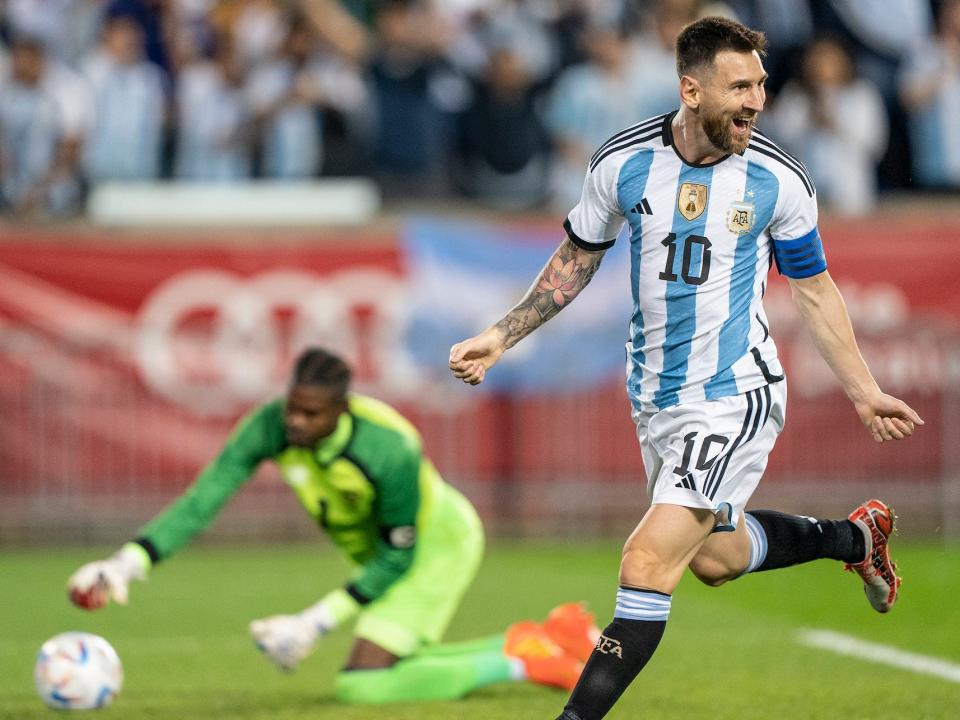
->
[34, 632, 123, 710]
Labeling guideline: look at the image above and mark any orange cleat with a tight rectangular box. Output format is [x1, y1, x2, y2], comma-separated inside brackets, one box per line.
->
[543, 602, 601, 663]
[504, 620, 583, 691]
[844, 499, 902, 613]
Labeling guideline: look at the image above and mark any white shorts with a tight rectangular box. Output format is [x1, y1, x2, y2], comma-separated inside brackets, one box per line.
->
[633, 382, 786, 532]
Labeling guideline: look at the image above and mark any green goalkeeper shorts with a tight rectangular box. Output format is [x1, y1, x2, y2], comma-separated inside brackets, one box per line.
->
[353, 480, 484, 657]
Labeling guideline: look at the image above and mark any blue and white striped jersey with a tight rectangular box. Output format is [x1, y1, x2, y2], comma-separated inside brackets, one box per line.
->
[565, 111, 825, 414]
[82, 52, 165, 181]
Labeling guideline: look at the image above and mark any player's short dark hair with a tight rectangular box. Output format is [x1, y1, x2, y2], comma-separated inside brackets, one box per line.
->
[675, 16, 767, 77]
[291, 347, 351, 398]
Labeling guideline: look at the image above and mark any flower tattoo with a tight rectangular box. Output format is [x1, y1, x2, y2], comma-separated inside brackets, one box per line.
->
[494, 238, 605, 349]
[537, 257, 580, 306]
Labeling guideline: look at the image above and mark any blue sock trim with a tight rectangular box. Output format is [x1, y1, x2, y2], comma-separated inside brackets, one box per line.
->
[614, 587, 672, 621]
[744, 512, 768, 572]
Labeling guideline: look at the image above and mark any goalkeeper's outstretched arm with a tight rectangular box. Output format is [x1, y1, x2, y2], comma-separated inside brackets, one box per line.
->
[67, 400, 285, 610]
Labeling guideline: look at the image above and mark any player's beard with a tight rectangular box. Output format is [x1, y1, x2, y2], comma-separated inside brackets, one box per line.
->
[702, 106, 755, 155]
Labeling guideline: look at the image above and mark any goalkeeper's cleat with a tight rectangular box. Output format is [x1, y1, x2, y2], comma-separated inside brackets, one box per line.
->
[504, 620, 583, 691]
[249, 614, 319, 672]
[844, 499, 901, 613]
[542, 602, 600, 663]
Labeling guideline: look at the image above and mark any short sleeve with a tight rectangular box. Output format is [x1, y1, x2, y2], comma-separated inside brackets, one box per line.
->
[768, 167, 818, 242]
[768, 171, 827, 279]
[565, 154, 625, 250]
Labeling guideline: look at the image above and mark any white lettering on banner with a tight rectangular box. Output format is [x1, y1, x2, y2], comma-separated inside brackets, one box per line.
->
[135, 269, 426, 415]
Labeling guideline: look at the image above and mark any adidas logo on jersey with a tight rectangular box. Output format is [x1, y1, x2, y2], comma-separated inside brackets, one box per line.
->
[631, 198, 653, 215]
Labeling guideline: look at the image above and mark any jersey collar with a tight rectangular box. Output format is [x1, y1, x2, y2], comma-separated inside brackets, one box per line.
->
[314, 412, 354, 465]
[662, 109, 736, 168]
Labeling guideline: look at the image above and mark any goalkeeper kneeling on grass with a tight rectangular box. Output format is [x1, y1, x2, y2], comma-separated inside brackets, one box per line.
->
[67, 346, 595, 703]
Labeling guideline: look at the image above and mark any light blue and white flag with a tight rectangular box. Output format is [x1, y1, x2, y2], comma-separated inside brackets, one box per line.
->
[402, 217, 632, 392]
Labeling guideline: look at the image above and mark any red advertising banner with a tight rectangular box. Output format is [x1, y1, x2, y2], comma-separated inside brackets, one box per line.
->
[0, 216, 956, 509]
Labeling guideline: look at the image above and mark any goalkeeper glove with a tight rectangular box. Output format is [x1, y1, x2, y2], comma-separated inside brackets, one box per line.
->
[67, 543, 150, 610]
[250, 588, 359, 672]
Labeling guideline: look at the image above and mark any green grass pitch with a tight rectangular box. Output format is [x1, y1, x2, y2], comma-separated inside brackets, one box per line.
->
[2, 541, 958, 719]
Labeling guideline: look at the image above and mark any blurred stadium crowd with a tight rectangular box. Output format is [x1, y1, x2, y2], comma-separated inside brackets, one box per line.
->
[0, 0, 958, 220]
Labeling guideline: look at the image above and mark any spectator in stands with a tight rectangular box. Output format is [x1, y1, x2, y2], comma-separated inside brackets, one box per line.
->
[165, 0, 218, 72]
[812, 0, 932, 191]
[247, 15, 370, 179]
[3, 0, 76, 55]
[246, 17, 324, 179]
[296, 0, 371, 66]
[468, 0, 559, 85]
[898, 0, 960, 190]
[367, 0, 451, 197]
[210, 0, 287, 71]
[545, 21, 633, 210]
[82, 15, 166, 182]
[0, 36, 93, 217]
[815, 0, 932, 101]
[454, 44, 551, 209]
[544, 0, 696, 210]
[292, 0, 380, 177]
[305, 49, 376, 178]
[767, 37, 887, 216]
[3, 0, 108, 65]
[426, 0, 496, 78]
[630, 0, 701, 121]
[725, 0, 814, 95]
[105, 0, 174, 78]
[173, 34, 252, 180]
[548, 0, 629, 72]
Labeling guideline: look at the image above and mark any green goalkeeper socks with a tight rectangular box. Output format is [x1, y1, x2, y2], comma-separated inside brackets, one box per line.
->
[334, 639, 519, 704]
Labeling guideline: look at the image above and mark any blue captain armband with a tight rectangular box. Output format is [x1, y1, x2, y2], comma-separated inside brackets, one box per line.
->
[772, 227, 827, 279]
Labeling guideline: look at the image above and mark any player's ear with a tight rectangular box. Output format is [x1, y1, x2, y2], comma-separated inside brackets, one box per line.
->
[679, 74, 701, 110]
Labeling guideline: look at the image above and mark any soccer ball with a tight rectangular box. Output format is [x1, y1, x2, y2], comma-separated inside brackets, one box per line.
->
[34, 632, 123, 710]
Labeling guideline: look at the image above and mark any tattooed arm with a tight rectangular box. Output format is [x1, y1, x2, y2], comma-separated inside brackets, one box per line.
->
[449, 237, 607, 385]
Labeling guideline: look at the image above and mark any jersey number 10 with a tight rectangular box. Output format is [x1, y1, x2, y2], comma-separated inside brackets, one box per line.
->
[658, 233, 712, 285]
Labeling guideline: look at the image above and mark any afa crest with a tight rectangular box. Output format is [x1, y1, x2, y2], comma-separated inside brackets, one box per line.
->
[726, 200, 755, 235]
[678, 183, 708, 221]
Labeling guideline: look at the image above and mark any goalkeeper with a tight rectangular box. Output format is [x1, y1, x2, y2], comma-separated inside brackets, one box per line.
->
[67, 347, 591, 703]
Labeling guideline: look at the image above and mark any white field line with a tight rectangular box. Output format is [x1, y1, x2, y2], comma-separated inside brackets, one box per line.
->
[797, 629, 960, 684]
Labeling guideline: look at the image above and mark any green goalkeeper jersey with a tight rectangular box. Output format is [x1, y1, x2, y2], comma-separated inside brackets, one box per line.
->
[136, 393, 444, 603]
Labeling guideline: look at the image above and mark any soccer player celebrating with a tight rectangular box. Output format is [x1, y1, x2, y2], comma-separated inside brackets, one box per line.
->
[449, 17, 922, 720]
[67, 347, 591, 703]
